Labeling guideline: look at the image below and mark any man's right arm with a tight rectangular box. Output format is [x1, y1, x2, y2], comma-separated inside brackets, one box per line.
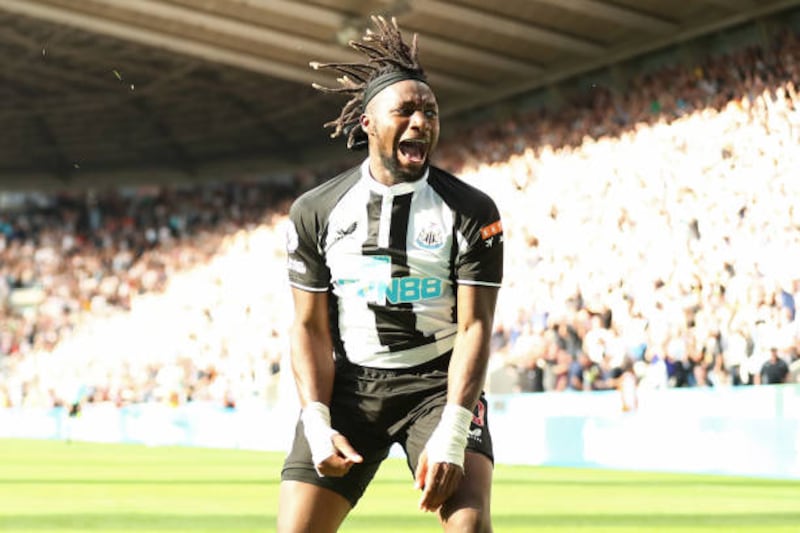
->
[289, 287, 363, 476]
[289, 287, 335, 407]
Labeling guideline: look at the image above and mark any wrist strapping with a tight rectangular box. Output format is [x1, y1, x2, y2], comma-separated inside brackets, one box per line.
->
[425, 404, 473, 468]
[301, 402, 338, 472]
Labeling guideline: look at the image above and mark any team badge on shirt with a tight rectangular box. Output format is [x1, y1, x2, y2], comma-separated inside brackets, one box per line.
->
[414, 222, 445, 250]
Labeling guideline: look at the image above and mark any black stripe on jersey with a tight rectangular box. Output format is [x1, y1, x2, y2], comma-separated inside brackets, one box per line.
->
[363, 191, 382, 256]
[449, 213, 459, 325]
[328, 293, 345, 362]
[362, 191, 434, 352]
[388, 192, 413, 278]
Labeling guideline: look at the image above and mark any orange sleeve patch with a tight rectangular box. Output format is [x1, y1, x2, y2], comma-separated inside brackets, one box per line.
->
[480, 220, 503, 240]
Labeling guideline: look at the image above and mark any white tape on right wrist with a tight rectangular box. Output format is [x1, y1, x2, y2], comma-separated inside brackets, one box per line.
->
[301, 402, 338, 469]
[425, 403, 473, 468]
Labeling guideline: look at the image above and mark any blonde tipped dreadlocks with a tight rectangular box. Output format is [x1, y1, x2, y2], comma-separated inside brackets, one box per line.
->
[310, 15, 428, 150]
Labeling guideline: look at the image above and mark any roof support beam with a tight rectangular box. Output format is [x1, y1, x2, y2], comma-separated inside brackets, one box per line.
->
[394, 0, 605, 56]
[222, 0, 543, 75]
[0, 0, 330, 85]
[23, 0, 480, 92]
[87, 0, 360, 67]
[532, 0, 678, 34]
[225, 0, 344, 27]
[409, 33, 543, 76]
[696, 0, 756, 11]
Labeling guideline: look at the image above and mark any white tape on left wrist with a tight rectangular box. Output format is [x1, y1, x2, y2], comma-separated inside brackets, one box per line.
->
[301, 402, 338, 474]
[425, 403, 473, 468]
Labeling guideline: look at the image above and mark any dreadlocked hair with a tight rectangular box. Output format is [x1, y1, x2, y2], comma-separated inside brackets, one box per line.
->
[310, 15, 426, 149]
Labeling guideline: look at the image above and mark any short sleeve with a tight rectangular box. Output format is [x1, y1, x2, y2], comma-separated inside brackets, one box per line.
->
[455, 197, 503, 287]
[286, 197, 330, 291]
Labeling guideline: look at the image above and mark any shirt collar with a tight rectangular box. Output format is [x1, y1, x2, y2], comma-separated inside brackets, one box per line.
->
[360, 158, 429, 196]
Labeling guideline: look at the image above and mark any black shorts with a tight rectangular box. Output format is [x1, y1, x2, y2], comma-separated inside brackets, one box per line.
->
[281, 352, 494, 507]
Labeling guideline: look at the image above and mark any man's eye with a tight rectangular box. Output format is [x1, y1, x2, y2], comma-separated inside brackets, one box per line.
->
[395, 107, 437, 118]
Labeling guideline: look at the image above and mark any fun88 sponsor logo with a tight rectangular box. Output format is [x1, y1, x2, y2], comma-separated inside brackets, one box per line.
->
[338, 276, 444, 304]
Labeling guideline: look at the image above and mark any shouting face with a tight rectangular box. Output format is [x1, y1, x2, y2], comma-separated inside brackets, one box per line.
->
[360, 79, 440, 185]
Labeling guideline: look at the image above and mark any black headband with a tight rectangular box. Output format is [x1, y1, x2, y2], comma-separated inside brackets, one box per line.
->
[362, 70, 429, 109]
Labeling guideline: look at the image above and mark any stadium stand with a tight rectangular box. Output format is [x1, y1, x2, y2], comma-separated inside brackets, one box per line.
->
[442, 27, 800, 393]
[2, 21, 800, 409]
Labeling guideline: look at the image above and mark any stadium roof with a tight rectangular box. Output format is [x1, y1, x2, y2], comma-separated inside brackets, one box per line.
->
[1, 0, 798, 190]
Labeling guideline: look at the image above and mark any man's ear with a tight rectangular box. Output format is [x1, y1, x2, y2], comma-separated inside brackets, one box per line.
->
[359, 113, 370, 134]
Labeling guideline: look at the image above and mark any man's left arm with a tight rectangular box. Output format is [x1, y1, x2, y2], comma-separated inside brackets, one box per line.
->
[415, 284, 498, 511]
[415, 186, 504, 512]
[447, 284, 499, 409]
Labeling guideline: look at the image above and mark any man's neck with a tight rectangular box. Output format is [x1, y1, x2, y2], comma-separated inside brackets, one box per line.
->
[367, 158, 427, 187]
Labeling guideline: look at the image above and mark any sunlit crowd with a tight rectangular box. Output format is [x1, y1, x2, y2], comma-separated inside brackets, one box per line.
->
[2, 27, 800, 408]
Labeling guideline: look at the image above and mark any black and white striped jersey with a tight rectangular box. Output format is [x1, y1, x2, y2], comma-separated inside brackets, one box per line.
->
[286, 159, 503, 369]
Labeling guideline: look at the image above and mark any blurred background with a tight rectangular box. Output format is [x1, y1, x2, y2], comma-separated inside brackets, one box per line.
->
[1, 0, 799, 479]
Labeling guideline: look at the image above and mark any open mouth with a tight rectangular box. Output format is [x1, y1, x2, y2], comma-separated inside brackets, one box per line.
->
[398, 138, 428, 164]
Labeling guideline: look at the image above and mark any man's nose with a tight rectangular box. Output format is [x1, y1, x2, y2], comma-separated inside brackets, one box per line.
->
[409, 110, 428, 128]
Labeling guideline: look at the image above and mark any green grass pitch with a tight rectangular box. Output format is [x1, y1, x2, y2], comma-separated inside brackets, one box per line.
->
[1, 439, 798, 532]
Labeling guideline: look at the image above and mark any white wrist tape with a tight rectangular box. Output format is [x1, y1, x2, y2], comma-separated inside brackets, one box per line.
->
[425, 404, 473, 468]
[301, 402, 338, 471]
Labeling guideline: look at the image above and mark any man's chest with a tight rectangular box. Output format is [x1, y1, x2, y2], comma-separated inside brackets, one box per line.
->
[323, 190, 455, 301]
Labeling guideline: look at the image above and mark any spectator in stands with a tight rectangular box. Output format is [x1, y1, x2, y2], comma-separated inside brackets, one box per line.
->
[756, 347, 790, 385]
[568, 351, 605, 391]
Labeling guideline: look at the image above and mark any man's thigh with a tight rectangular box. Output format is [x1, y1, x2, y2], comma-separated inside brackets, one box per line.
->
[438, 451, 493, 532]
[281, 417, 389, 508]
[277, 480, 351, 533]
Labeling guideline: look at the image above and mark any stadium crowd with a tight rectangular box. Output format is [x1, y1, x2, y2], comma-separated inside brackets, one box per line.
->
[2, 26, 800, 408]
[0, 184, 297, 408]
[443, 28, 800, 393]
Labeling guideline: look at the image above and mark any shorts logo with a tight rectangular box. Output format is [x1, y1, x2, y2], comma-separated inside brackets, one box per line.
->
[468, 427, 483, 441]
[472, 399, 486, 427]
[415, 222, 445, 250]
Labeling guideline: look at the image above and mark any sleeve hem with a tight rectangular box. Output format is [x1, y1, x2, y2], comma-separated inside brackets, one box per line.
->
[288, 281, 329, 292]
[456, 279, 502, 288]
